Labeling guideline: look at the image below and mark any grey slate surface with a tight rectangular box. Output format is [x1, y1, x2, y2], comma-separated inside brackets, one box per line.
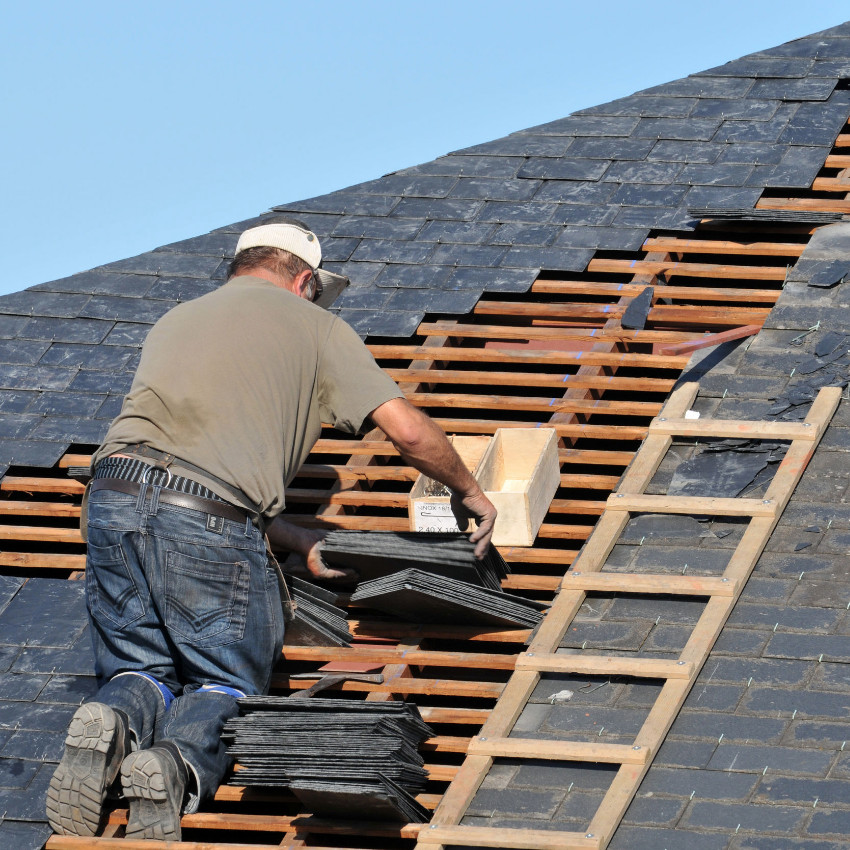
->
[462, 224, 850, 847]
[0, 578, 94, 847]
[0, 24, 848, 472]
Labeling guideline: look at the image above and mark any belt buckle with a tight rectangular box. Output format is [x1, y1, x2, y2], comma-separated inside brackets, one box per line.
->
[141, 463, 173, 489]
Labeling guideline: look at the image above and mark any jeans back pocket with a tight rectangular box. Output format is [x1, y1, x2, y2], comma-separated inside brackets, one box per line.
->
[164, 551, 250, 647]
[87, 541, 146, 630]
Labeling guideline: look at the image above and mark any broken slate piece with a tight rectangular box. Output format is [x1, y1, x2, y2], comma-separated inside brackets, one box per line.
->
[668, 450, 770, 498]
[795, 541, 812, 552]
[814, 332, 847, 358]
[622, 514, 711, 541]
[807, 260, 850, 288]
[805, 526, 822, 533]
[621, 286, 653, 330]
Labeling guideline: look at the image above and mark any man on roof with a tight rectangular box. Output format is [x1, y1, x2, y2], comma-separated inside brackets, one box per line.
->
[46, 220, 497, 841]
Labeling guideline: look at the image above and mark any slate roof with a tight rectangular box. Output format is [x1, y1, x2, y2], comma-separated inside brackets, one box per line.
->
[0, 22, 848, 475]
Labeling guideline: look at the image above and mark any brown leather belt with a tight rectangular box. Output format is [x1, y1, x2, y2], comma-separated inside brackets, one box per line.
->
[90, 478, 251, 524]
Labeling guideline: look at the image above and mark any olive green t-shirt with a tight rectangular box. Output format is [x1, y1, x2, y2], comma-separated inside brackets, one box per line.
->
[93, 275, 403, 517]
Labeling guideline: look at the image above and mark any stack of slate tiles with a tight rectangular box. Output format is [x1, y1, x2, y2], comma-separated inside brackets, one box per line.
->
[283, 575, 352, 647]
[224, 697, 432, 821]
[321, 531, 544, 627]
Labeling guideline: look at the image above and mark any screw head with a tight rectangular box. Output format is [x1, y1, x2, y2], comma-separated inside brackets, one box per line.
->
[586, 834, 594, 839]
[632, 745, 641, 750]
[677, 661, 686, 665]
[804, 422, 812, 427]
[658, 417, 666, 421]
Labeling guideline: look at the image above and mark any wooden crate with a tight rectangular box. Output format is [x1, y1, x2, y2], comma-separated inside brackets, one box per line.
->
[409, 428, 560, 546]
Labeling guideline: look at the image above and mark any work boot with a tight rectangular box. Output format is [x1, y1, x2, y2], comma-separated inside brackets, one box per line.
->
[45, 702, 131, 836]
[121, 740, 187, 841]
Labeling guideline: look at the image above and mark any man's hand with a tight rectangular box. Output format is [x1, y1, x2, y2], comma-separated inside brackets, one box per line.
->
[451, 489, 497, 559]
[266, 518, 356, 581]
[304, 533, 357, 581]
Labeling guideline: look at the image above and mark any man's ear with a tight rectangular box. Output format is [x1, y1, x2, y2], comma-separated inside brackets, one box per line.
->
[293, 269, 315, 300]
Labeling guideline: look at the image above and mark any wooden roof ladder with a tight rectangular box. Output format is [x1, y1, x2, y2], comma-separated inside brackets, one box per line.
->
[418, 381, 841, 850]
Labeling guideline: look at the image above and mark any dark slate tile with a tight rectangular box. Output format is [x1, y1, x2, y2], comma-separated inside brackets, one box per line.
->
[501, 246, 593, 272]
[35, 675, 97, 706]
[1, 762, 57, 820]
[642, 75, 755, 98]
[551, 205, 619, 226]
[609, 184, 689, 207]
[0, 438, 55, 468]
[810, 809, 850, 837]
[448, 177, 540, 201]
[97, 252, 222, 279]
[519, 115, 640, 136]
[765, 33, 850, 58]
[0, 365, 76, 392]
[714, 111, 799, 144]
[685, 801, 805, 832]
[257, 211, 343, 234]
[429, 244, 506, 267]
[578, 95, 697, 118]
[451, 136, 572, 157]
[613, 207, 699, 230]
[32, 270, 155, 298]
[517, 159, 609, 181]
[554, 226, 648, 251]
[272, 192, 399, 216]
[765, 632, 850, 662]
[0, 578, 24, 618]
[0, 821, 53, 850]
[1, 728, 65, 761]
[602, 161, 683, 183]
[632, 118, 721, 140]
[147, 277, 220, 304]
[13, 638, 95, 677]
[374, 265, 454, 289]
[0, 414, 38, 439]
[397, 155, 524, 178]
[360, 311, 422, 338]
[679, 163, 754, 186]
[699, 56, 816, 78]
[749, 77, 836, 100]
[95, 394, 124, 421]
[331, 216, 423, 239]
[0, 341, 51, 366]
[654, 739, 717, 769]
[103, 322, 151, 346]
[670, 712, 787, 742]
[24, 393, 104, 418]
[348, 174, 458, 197]
[716, 143, 786, 165]
[18, 317, 113, 345]
[757, 148, 827, 188]
[647, 140, 723, 163]
[489, 224, 562, 246]
[446, 267, 536, 293]
[744, 687, 850, 718]
[28, 416, 109, 444]
[690, 98, 780, 121]
[609, 826, 730, 850]
[812, 58, 850, 76]
[564, 137, 656, 160]
[685, 186, 763, 208]
[154, 231, 238, 256]
[466, 786, 565, 819]
[0, 758, 40, 789]
[80, 296, 172, 325]
[390, 197, 483, 220]
[0, 580, 86, 649]
[0, 646, 20, 674]
[708, 743, 832, 775]
[0, 700, 76, 732]
[334, 309, 373, 337]
[331, 288, 392, 311]
[384, 288, 481, 315]
[416, 221, 497, 244]
[778, 94, 850, 145]
[621, 795, 686, 827]
[322, 261, 386, 286]
[642, 766, 757, 799]
[39, 343, 135, 371]
[0, 292, 90, 319]
[350, 240, 434, 264]
[68, 370, 132, 395]
[0, 316, 31, 338]
[477, 201, 558, 223]
[534, 181, 618, 204]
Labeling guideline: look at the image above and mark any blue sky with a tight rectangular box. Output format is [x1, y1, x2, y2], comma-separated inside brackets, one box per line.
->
[1, 1, 848, 297]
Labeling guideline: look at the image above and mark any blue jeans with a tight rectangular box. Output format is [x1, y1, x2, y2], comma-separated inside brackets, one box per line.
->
[84, 486, 285, 810]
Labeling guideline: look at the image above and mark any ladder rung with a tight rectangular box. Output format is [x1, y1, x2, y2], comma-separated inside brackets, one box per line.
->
[516, 653, 694, 679]
[420, 825, 601, 850]
[467, 736, 650, 765]
[562, 572, 736, 597]
[649, 417, 818, 440]
[607, 493, 776, 516]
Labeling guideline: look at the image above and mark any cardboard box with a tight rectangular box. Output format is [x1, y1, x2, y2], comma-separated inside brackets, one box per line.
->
[408, 428, 560, 547]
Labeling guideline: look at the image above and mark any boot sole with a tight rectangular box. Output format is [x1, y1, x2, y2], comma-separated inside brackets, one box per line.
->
[121, 749, 183, 841]
[45, 703, 124, 836]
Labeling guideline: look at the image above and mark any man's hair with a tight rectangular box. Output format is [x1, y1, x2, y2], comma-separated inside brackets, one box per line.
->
[227, 246, 312, 281]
